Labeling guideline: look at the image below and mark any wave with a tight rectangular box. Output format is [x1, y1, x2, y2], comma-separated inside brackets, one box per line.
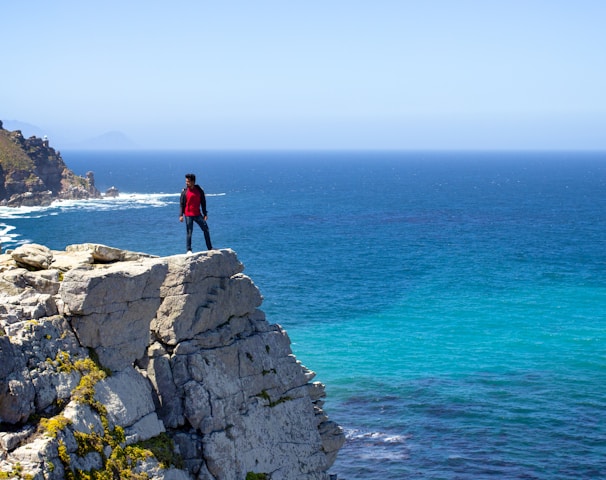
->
[345, 428, 409, 445]
[0, 223, 23, 248]
[0, 192, 227, 220]
[0, 193, 185, 219]
[343, 428, 411, 461]
[0, 192, 227, 250]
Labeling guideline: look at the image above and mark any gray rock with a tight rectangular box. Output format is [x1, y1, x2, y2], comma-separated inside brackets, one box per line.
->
[63, 402, 104, 436]
[10, 435, 54, 470]
[0, 425, 35, 451]
[11, 244, 53, 270]
[94, 367, 156, 428]
[0, 336, 35, 424]
[140, 342, 184, 428]
[70, 451, 104, 472]
[0, 243, 344, 479]
[51, 249, 94, 271]
[65, 243, 155, 263]
[124, 412, 165, 443]
[60, 260, 167, 371]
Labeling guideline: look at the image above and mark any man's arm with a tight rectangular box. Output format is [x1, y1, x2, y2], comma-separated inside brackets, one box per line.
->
[179, 189, 186, 221]
[198, 185, 208, 217]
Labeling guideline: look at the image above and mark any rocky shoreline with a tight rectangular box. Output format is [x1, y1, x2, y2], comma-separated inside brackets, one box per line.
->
[0, 243, 344, 479]
[0, 121, 100, 207]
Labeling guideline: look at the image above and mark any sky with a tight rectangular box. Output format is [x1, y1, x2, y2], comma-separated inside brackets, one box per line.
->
[2, 1, 606, 150]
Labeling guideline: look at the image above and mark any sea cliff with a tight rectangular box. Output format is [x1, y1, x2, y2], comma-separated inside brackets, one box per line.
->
[0, 121, 100, 207]
[0, 243, 344, 479]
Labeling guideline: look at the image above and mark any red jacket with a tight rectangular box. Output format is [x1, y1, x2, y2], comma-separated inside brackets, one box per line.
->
[179, 185, 207, 217]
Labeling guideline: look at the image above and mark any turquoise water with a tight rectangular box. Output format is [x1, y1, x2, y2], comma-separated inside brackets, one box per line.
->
[2, 151, 605, 478]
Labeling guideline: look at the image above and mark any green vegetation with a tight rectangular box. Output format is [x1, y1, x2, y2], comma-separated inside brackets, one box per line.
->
[86, 348, 113, 377]
[24, 173, 39, 187]
[73, 430, 106, 457]
[136, 433, 183, 469]
[0, 124, 95, 204]
[25, 320, 39, 333]
[255, 390, 271, 402]
[0, 129, 34, 171]
[71, 359, 108, 413]
[48, 349, 110, 380]
[57, 440, 71, 465]
[58, 430, 182, 480]
[38, 349, 182, 479]
[49, 350, 74, 372]
[255, 390, 293, 408]
[0, 462, 35, 480]
[38, 415, 72, 438]
[246, 473, 269, 480]
[268, 395, 293, 407]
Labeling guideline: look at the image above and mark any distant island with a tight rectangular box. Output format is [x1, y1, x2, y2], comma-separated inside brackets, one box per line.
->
[0, 120, 100, 207]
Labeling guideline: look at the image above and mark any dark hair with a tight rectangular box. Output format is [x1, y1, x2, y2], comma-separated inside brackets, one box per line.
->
[185, 173, 196, 182]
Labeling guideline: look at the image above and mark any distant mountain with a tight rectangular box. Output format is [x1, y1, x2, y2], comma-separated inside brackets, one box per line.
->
[2, 120, 46, 139]
[2, 120, 138, 150]
[73, 131, 138, 150]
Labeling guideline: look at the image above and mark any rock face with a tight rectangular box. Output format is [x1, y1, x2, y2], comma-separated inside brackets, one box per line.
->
[0, 243, 344, 479]
[0, 120, 100, 206]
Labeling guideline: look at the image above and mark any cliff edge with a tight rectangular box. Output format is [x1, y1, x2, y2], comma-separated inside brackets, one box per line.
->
[0, 243, 344, 479]
[0, 120, 100, 207]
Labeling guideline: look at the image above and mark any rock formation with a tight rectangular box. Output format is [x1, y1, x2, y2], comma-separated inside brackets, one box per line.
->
[0, 243, 344, 479]
[0, 120, 100, 207]
[104, 186, 120, 198]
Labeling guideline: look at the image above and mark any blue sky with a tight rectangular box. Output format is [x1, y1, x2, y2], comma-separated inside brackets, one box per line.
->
[2, 1, 606, 150]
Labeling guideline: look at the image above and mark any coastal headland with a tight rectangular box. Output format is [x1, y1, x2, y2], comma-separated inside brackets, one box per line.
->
[0, 121, 100, 207]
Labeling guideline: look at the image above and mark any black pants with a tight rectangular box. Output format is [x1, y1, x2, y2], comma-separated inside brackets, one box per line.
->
[185, 215, 213, 251]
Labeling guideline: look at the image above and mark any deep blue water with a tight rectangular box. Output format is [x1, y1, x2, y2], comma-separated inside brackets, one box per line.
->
[2, 150, 605, 479]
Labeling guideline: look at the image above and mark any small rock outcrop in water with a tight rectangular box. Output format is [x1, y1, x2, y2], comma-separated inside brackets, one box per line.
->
[104, 186, 120, 197]
[0, 243, 344, 479]
[0, 120, 101, 207]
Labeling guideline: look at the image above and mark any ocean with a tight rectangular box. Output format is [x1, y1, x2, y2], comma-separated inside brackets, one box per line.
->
[1, 150, 605, 479]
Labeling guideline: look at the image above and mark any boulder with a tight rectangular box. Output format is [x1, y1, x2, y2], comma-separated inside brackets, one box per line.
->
[11, 243, 53, 270]
[65, 243, 155, 263]
[60, 260, 167, 371]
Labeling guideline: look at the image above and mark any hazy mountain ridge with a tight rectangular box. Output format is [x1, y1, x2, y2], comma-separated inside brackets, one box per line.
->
[3, 120, 137, 150]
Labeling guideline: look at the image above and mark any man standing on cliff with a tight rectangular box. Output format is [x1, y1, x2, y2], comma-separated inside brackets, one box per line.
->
[179, 173, 213, 253]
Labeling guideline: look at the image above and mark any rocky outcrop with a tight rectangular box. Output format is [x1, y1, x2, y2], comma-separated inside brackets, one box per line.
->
[105, 186, 120, 197]
[0, 120, 101, 207]
[0, 243, 344, 479]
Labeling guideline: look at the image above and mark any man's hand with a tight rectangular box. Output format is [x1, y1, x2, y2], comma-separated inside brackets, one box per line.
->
[179, 215, 184, 222]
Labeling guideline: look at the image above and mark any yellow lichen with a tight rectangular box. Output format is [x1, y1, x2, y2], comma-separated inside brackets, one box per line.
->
[38, 415, 72, 438]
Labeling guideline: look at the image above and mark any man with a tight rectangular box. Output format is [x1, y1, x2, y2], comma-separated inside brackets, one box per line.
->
[179, 173, 213, 253]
